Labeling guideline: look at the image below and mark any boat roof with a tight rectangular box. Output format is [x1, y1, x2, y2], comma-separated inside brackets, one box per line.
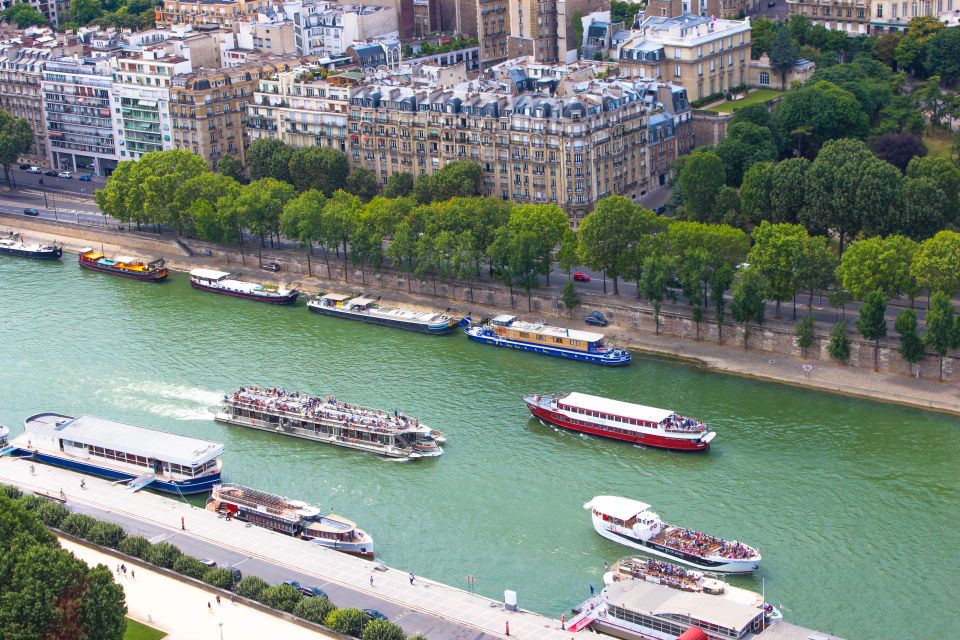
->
[508, 320, 605, 342]
[24, 413, 224, 466]
[305, 513, 356, 533]
[191, 268, 231, 280]
[491, 314, 517, 323]
[586, 495, 652, 520]
[322, 293, 352, 302]
[604, 577, 763, 634]
[562, 392, 674, 423]
[349, 296, 376, 306]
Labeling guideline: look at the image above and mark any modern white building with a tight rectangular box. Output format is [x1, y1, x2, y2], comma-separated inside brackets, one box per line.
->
[292, 1, 398, 57]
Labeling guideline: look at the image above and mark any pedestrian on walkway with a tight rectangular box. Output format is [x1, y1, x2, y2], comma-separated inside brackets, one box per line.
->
[561, 614, 565, 630]
[370, 575, 374, 587]
[409, 572, 415, 585]
[80, 479, 86, 489]
[216, 595, 221, 605]
[121, 564, 126, 575]
[207, 602, 212, 614]
[115, 564, 120, 575]
[29, 464, 34, 475]
[131, 569, 135, 580]
[505, 621, 510, 636]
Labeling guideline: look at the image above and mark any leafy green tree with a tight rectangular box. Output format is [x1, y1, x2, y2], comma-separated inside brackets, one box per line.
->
[769, 24, 800, 87]
[0, 110, 33, 186]
[772, 82, 869, 156]
[557, 228, 578, 277]
[731, 104, 775, 131]
[79, 565, 127, 640]
[731, 268, 769, 348]
[34, 501, 68, 528]
[190, 200, 230, 244]
[855, 157, 904, 237]
[900, 176, 948, 240]
[203, 568, 237, 590]
[924, 291, 959, 380]
[2, 4, 48, 26]
[172, 170, 241, 235]
[388, 220, 418, 292]
[217, 154, 245, 183]
[872, 133, 927, 174]
[769, 158, 810, 225]
[872, 31, 901, 69]
[640, 253, 674, 336]
[802, 138, 874, 252]
[413, 161, 483, 203]
[226, 178, 296, 258]
[856, 289, 889, 371]
[561, 279, 581, 318]
[739, 161, 774, 224]
[610, 0, 640, 26]
[796, 235, 837, 311]
[715, 123, 778, 188]
[905, 156, 960, 226]
[747, 222, 808, 318]
[60, 513, 98, 539]
[710, 262, 735, 340]
[385, 171, 414, 198]
[346, 167, 379, 201]
[322, 189, 361, 280]
[173, 555, 210, 580]
[894, 308, 925, 376]
[325, 608, 368, 636]
[288, 147, 349, 195]
[925, 26, 960, 83]
[350, 214, 385, 285]
[795, 315, 816, 357]
[692, 306, 705, 340]
[247, 138, 293, 183]
[146, 541, 182, 569]
[915, 76, 952, 129]
[281, 189, 327, 276]
[751, 17, 777, 59]
[875, 95, 926, 137]
[95, 161, 138, 228]
[910, 230, 960, 297]
[508, 204, 568, 285]
[259, 584, 303, 613]
[123, 150, 207, 234]
[293, 596, 336, 623]
[69, 0, 104, 24]
[895, 16, 944, 75]
[838, 235, 917, 301]
[668, 221, 749, 309]
[578, 196, 645, 294]
[119, 536, 151, 559]
[86, 521, 127, 548]
[829, 321, 851, 362]
[363, 619, 406, 640]
[234, 576, 270, 600]
[678, 150, 725, 221]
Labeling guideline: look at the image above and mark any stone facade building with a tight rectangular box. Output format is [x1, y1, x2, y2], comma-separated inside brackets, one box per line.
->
[0, 44, 54, 166]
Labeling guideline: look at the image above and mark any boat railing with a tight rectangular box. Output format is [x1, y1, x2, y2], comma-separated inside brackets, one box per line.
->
[215, 483, 298, 515]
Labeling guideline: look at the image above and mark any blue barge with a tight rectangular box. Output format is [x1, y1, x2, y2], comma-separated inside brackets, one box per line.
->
[465, 315, 631, 366]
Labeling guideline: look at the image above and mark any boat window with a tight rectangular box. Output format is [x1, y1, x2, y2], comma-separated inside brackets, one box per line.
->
[570, 340, 580, 346]
[519, 331, 529, 338]
[537, 335, 545, 341]
[553, 337, 564, 343]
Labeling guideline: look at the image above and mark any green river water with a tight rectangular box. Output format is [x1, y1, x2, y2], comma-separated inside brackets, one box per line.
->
[1, 257, 958, 639]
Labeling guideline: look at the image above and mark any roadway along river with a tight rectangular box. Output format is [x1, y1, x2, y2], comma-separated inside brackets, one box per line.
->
[1, 257, 957, 640]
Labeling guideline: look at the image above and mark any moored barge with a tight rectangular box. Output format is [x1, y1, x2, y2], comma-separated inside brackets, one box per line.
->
[12, 413, 223, 494]
[207, 482, 374, 557]
[190, 269, 298, 304]
[307, 292, 459, 334]
[78, 248, 168, 281]
[215, 386, 443, 459]
[524, 392, 715, 451]
[0, 232, 62, 259]
[584, 496, 761, 573]
[465, 315, 630, 365]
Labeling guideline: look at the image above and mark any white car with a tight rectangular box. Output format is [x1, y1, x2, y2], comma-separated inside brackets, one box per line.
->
[58, 171, 72, 178]
[28, 166, 41, 174]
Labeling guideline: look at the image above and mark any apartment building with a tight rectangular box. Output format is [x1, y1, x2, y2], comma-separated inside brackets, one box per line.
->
[292, 3, 398, 58]
[0, 44, 54, 166]
[508, 0, 560, 62]
[785, 0, 870, 34]
[112, 49, 193, 161]
[618, 14, 751, 101]
[0, 0, 71, 28]
[478, 0, 510, 66]
[644, 0, 753, 19]
[869, 0, 959, 32]
[170, 57, 300, 168]
[158, 0, 273, 26]
[42, 56, 119, 176]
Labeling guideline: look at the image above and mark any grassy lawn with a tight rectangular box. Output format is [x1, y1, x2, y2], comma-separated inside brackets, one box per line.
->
[124, 618, 166, 640]
[923, 127, 954, 159]
[710, 89, 784, 113]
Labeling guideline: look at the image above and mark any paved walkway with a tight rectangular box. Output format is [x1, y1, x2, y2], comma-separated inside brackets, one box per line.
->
[1, 457, 573, 640]
[59, 537, 332, 640]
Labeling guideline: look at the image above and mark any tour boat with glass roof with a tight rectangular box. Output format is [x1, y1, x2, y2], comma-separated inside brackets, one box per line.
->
[465, 315, 631, 365]
[0, 232, 62, 259]
[190, 269, 298, 304]
[78, 248, 168, 281]
[524, 392, 715, 451]
[207, 482, 374, 557]
[12, 413, 223, 494]
[307, 292, 460, 334]
[584, 496, 761, 573]
[216, 386, 443, 459]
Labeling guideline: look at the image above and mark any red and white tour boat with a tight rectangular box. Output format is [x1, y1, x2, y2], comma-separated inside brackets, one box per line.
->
[523, 392, 716, 451]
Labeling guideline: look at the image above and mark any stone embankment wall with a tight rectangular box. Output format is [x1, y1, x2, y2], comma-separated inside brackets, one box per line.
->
[6, 213, 957, 384]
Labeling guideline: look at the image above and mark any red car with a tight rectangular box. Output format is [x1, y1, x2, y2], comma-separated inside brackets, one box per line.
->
[573, 271, 591, 282]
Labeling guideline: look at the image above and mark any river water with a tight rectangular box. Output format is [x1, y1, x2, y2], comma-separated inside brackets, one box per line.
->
[1, 257, 957, 639]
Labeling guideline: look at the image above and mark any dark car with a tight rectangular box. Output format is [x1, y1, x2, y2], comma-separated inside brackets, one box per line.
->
[18, 163, 30, 170]
[79, 174, 93, 182]
[44, 170, 57, 177]
[225, 567, 242, 584]
[653, 205, 667, 215]
[261, 262, 281, 272]
[23, 208, 39, 216]
[767, 1, 776, 5]
[298, 585, 328, 598]
[363, 609, 388, 621]
[585, 311, 608, 327]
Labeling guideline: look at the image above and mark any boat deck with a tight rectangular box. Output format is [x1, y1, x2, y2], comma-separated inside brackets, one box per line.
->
[656, 526, 758, 560]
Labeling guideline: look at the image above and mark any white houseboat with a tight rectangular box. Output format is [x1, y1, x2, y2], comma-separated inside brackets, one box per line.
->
[13, 413, 224, 494]
[307, 293, 460, 334]
[584, 496, 761, 573]
[189, 269, 298, 304]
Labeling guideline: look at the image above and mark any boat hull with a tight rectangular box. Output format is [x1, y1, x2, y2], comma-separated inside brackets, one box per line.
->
[591, 517, 758, 573]
[526, 402, 710, 451]
[308, 538, 375, 557]
[308, 304, 455, 334]
[465, 329, 631, 366]
[190, 280, 298, 305]
[79, 260, 168, 281]
[20, 449, 220, 495]
[0, 246, 62, 259]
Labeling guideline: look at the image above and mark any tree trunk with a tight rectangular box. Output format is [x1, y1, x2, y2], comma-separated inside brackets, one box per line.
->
[527, 291, 532, 311]
[323, 247, 331, 278]
[342, 241, 349, 282]
[654, 302, 660, 335]
[432, 275, 437, 297]
[775, 299, 781, 319]
[407, 273, 412, 293]
[874, 338, 880, 372]
[939, 355, 944, 382]
[306, 247, 312, 276]
[602, 271, 607, 294]
[508, 283, 515, 308]
[612, 276, 619, 296]
[792, 294, 797, 320]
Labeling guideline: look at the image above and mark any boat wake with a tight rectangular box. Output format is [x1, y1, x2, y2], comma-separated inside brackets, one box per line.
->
[104, 382, 222, 421]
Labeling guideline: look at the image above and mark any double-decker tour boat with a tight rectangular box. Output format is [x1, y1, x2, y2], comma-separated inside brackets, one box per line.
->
[78, 248, 168, 281]
[307, 292, 460, 334]
[524, 392, 716, 451]
[207, 483, 374, 557]
[12, 413, 223, 494]
[584, 496, 761, 573]
[216, 386, 444, 460]
[465, 315, 631, 366]
[190, 269, 298, 304]
[0, 232, 62, 259]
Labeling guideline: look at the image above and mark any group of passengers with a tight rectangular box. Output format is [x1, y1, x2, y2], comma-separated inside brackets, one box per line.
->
[661, 414, 705, 432]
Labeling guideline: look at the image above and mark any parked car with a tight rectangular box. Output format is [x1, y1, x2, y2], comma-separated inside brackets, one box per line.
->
[363, 609, 388, 621]
[298, 585, 328, 599]
[58, 171, 72, 179]
[28, 166, 42, 174]
[44, 170, 57, 177]
[572, 271, 591, 282]
[585, 311, 608, 327]
[653, 205, 667, 215]
[767, 1, 776, 5]
[23, 208, 39, 216]
[225, 567, 242, 584]
[79, 174, 93, 182]
[199, 559, 217, 569]
[18, 163, 30, 170]
[261, 262, 281, 272]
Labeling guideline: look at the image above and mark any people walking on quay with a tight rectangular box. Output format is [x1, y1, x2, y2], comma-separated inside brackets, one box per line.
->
[80, 478, 86, 489]
[120, 564, 126, 576]
[29, 464, 34, 475]
[207, 602, 212, 614]
[505, 621, 510, 636]
[216, 595, 221, 605]
[131, 569, 135, 580]
[370, 575, 374, 587]
[409, 572, 415, 585]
